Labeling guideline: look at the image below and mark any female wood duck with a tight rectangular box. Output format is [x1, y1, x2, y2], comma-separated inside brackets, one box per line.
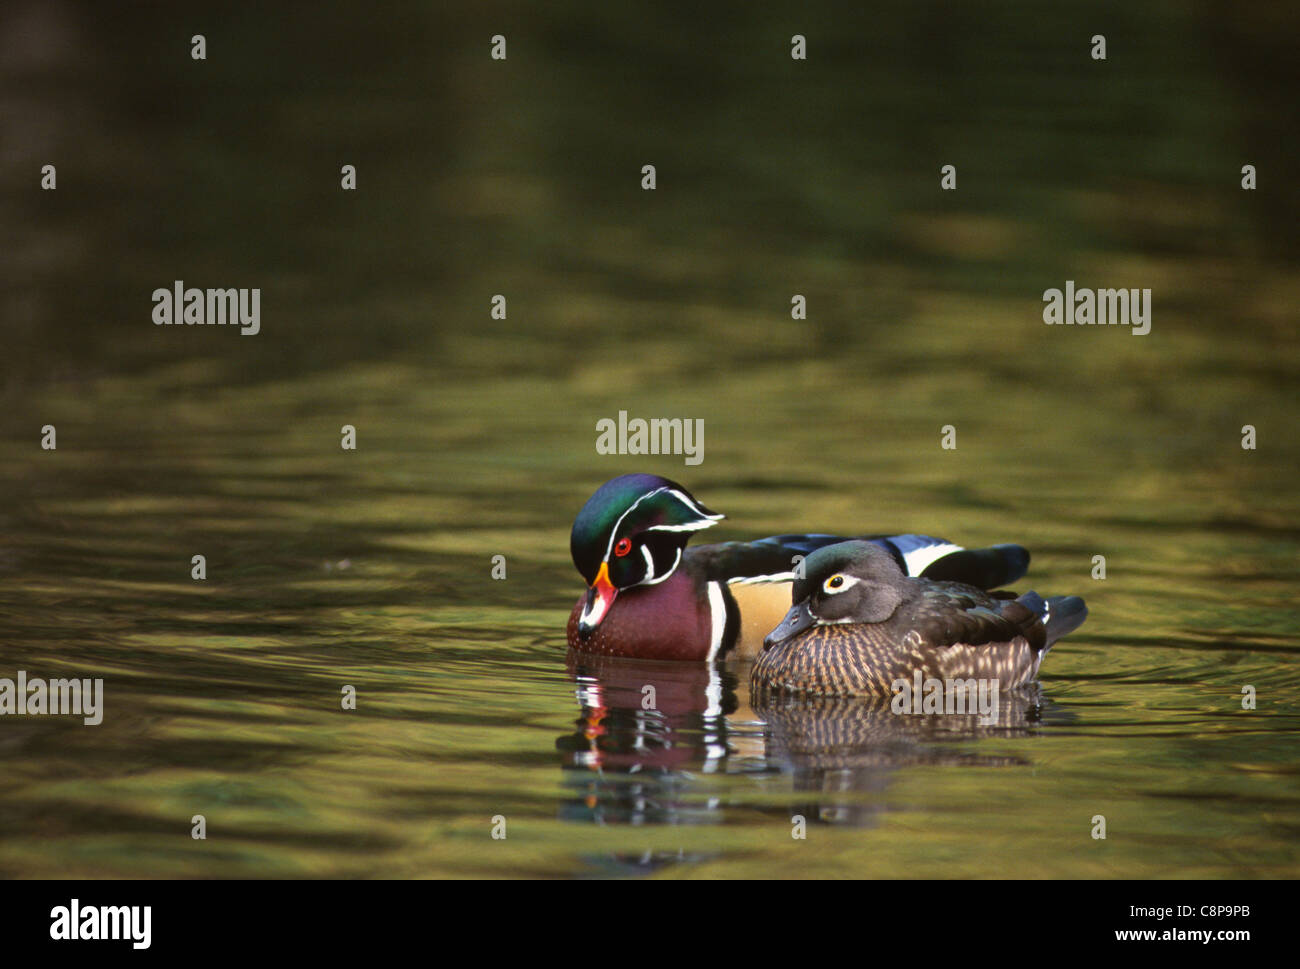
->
[567, 474, 1035, 662]
[752, 540, 1088, 698]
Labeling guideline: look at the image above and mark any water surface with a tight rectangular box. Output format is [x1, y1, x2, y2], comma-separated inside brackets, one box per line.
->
[0, 0, 1297, 878]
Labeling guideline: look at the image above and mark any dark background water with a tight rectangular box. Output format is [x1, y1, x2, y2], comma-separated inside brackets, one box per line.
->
[0, 0, 1296, 877]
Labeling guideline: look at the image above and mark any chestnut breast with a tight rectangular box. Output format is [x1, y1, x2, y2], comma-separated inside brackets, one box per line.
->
[566, 568, 716, 661]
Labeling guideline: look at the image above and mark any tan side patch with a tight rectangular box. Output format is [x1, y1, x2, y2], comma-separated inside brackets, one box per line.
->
[726, 580, 793, 660]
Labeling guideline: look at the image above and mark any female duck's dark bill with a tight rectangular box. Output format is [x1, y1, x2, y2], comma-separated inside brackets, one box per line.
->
[763, 602, 816, 650]
[577, 561, 617, 638]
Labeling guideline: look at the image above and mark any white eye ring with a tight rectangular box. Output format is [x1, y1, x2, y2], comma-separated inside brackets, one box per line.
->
[822, 574, 859, 595]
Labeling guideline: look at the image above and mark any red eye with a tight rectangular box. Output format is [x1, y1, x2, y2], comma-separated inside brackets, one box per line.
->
[614, 538, 632, 557]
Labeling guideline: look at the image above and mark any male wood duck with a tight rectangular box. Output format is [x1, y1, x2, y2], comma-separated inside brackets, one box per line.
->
[752, 540, 1087, 698]
[567, 474, 1034, 662]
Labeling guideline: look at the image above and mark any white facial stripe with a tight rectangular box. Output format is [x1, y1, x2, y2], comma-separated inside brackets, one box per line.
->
[643, 520, 719, 533]
[638, 545, 681, 587]
[603, 486, 722, 562]
[663, 488, 725, 523]
[603, 488, 660, 562]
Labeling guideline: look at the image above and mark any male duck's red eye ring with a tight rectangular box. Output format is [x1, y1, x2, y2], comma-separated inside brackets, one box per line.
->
[614, 537, 632, 557]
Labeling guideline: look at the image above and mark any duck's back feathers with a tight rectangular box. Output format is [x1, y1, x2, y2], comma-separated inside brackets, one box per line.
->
[688, 533, 1029, 588]
[899, 581, 1048, 655]
[1024, 593, 1086, 645]
[918, 543, 1031, 590]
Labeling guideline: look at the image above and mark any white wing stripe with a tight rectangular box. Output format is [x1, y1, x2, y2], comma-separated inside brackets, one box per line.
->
[900, 542, 963, 575]
[729, 571, 797, 585]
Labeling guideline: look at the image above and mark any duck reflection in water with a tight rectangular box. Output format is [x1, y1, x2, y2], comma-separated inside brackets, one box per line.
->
[556, 650, 754, 831]
[558, 645, 1066, 838]
[752, 686, 1057, 827]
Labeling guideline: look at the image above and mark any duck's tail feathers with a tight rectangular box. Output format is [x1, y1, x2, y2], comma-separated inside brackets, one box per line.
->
[1016, 591, 1088, 649]
[919, 543, 1031, 590]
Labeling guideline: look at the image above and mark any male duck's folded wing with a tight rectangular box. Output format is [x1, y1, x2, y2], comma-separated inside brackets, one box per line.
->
[690, 533, 1029, 589]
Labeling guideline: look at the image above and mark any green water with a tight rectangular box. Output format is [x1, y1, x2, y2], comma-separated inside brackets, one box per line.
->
[1, 1, 1297, 878]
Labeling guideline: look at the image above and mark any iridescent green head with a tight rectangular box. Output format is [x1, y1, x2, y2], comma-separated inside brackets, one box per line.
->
[570, 474, 723, 636]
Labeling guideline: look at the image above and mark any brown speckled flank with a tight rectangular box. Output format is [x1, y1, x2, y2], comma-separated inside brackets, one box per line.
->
[753, 623, 1043, 698]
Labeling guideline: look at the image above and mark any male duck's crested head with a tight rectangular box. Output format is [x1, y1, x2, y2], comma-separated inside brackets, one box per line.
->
[569, 473, 722, 581]
[766, 541, 909, 649]
[569, 473, 723, 638]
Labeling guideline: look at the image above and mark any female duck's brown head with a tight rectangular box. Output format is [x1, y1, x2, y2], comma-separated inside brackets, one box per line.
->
[763, 542, 910, 650]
